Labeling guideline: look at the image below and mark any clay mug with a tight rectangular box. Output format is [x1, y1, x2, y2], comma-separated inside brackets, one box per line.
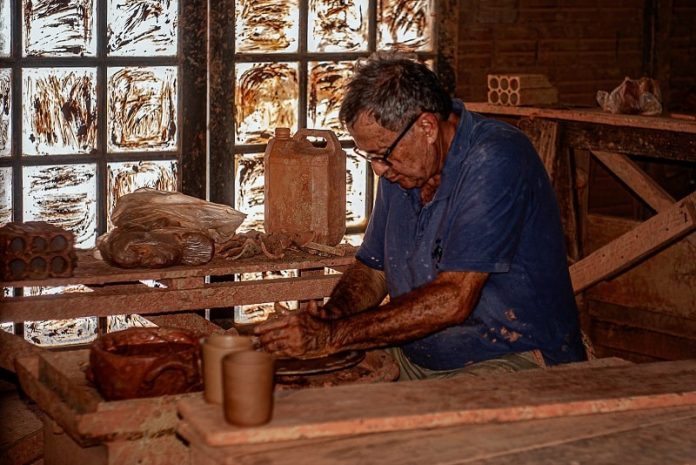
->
[222, 351, 275, 426]
[201, 334, 254, 404]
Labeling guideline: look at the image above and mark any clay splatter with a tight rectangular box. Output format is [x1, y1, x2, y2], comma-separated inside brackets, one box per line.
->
[378, 0, 432, 51]
[0, 167, 11, 224]
[107, 0, 178, 56]
[235, 0, 298, 52]
[308, 0, 367, 52]
[500, 327, 522, 343]
[23, 164, 97, 247]
[23, 68, 97, 155]
[0, 69, 9, 156]
[23, 0, 96, 56]
[308, 61, 353, 137]
[505, 308, 517, 321]
[235, 62, 298, 144]
[108, 67, 177, 151]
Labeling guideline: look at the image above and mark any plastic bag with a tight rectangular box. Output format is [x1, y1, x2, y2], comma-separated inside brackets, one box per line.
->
[111, 188, 246, 243]
[97, 189, 245, 268]
[596, 77, 662, 116]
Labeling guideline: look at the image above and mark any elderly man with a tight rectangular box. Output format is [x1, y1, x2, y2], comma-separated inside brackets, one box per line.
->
[256, 54, 585, 379]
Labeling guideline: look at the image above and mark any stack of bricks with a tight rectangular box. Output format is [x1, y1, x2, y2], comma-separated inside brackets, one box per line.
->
[0, 221, 77, 281]
[487, 74, 558, 106]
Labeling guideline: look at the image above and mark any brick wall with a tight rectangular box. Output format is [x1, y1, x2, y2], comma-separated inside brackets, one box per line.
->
[663, 0, 696, 111]
[453, 0, 693, 110]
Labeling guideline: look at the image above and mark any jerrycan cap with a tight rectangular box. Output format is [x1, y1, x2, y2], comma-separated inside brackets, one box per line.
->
[274, 127, 291, 139]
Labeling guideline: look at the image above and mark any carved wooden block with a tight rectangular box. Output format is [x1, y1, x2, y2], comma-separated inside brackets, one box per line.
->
[0, 221, 76, 281]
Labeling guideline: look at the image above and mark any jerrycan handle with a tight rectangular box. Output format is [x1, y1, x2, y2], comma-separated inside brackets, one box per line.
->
[293, 128, 341, 155]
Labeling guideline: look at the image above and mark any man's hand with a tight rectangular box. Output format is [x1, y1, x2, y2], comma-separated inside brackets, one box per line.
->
[254, 302, 335, 358]
[305, 299, 346, 320]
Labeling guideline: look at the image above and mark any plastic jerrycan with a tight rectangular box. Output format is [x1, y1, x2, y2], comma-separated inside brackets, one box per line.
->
[264, 128, 346, 246]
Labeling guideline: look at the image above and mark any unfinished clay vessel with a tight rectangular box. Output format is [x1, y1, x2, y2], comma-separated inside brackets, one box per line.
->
[88, 327, 202, 400]
[264, 128, 346, 246]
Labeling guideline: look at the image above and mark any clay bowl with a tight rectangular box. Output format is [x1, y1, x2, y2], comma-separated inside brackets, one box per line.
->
[88, 327, 202, 400]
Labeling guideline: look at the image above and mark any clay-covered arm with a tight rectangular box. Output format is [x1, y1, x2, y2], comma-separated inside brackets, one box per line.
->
[314, 259, 388, 320]
[328, 270, 488, 351]
[256, 270, 488, 358]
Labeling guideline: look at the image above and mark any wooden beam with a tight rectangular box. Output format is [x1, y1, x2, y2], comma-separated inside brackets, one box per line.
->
[0, 274, 342, 322]
[570, 192, 696, 293]
[591, 150, 696, 249]
[591, 150, 675, 211]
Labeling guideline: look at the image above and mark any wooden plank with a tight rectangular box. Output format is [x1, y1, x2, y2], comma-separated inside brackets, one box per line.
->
[15, 354, 199, 446]
[178, 360, 696, 447]
[39, 350, 102, 413]
[570, 191, 696, 293]
[465, 102, 696, 134]
[591, 150, 696, 250]
[0, 329, 42, 373]
[591, 320, 696, 361]
[181, 405, 696, 465]
[1, 247, 355, 288]
[145, 312, 225, 336]
[0, 274, 342, 322]
[591, 150, 676, 211]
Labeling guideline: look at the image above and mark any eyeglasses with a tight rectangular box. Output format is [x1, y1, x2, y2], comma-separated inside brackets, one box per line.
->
[353, 114, 420, 165]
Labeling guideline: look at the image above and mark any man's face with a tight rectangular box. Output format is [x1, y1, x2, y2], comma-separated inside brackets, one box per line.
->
[348, 112, 438, 189]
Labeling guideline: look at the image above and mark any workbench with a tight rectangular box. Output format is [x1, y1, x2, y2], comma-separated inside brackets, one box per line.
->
[179, 358, 696, 465]
[0, 247, 356, 324]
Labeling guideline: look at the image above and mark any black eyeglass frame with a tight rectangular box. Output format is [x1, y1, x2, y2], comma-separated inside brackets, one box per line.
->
[352, 113, 421, 165]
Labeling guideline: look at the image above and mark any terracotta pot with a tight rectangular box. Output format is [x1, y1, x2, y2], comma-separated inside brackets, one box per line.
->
[88, 327, 202, 400]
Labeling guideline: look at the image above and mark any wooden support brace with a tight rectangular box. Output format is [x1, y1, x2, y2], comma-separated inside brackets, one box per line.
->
[591, 150, 696, 249]
[570, 191, 696, 293]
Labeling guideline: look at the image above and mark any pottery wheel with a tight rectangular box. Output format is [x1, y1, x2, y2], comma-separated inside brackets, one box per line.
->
[275, 351, 365, 376]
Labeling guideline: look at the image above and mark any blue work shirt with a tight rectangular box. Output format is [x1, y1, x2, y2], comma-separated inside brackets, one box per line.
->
[356, 100, 585, 370]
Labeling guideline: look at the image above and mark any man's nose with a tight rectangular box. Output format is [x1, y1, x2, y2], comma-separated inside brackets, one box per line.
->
[370, 160, 389, 177]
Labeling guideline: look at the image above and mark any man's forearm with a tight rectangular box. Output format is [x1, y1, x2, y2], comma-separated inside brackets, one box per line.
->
[322, 260, 388, 318]
[327, 271, 488, 352]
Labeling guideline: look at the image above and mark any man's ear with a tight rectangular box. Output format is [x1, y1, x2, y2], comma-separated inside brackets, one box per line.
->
[418, 113, 439, 144]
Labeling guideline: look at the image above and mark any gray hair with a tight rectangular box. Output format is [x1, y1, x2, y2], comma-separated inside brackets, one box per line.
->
[339, 52, 452, 131]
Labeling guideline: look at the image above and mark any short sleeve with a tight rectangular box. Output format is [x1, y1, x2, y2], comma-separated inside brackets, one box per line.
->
[356, 179, 388, 270]
[439, 138, 530, 273]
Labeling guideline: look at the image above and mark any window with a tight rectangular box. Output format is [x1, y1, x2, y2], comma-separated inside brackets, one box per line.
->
[209, 0, 439, 323]
[211, 0, 438, 240]
[0, 0, 206, 344]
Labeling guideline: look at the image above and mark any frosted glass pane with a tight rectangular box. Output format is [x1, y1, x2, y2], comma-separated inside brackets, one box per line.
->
[108, 0, 178, 56]
[378, 0, 433, 52]
[23, 0, 97, 56]
[0, 167, 11, 225]
[23, 68, 98, 156]
[233, 270, 298, 325]
[1, 322, 14, 334]
[23, 164, 97, 248]
[108, 67, 177, 152]
[24, 285, 96, 346]
[0, 68, 10, 156]
[346, 153, 367, 227]
[107, 160, 177, 229]
[235, 62, 298, 145]
[308, 0, 368, 52]
[234, 153, 265, 233]
[235, 0, 299, 53]
[107, 314, 157, 333]
[308, 61, 354, 138]
[0, 0, 9, 56]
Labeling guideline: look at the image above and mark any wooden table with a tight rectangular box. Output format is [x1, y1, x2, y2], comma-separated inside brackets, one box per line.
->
[179, 358, 696, 465]
[0, 247, 356, 323]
